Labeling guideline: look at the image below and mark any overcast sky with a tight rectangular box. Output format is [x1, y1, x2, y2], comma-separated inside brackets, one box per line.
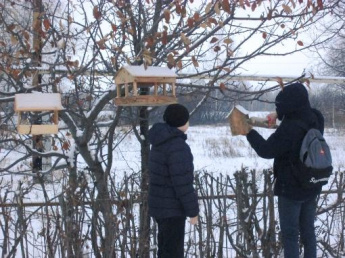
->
[242, 51, 314, 77]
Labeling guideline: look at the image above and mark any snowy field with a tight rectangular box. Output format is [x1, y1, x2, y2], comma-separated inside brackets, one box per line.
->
[113, 122, 345, 179]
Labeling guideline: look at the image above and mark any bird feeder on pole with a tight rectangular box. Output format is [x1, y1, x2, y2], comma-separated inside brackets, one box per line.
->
[114, 65, 178, 106]
[14, 93, 63, 135]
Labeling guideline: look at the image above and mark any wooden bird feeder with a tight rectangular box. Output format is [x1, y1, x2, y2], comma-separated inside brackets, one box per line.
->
[114, 65, 178, 106]
[14, 93, 63, 135]
[228, 105, 252, 136]
[228, 105, 277, 136]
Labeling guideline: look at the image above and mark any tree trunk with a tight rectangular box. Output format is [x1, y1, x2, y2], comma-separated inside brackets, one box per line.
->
[63, 163, 84, 258]
[92, 162, 116, 258]
[138, 105, 150, 258]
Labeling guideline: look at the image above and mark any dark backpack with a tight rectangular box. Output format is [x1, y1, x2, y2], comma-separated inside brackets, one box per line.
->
[291, 123, 333, 189]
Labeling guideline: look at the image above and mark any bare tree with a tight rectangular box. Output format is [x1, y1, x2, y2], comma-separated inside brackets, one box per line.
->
[316, 0, 345, 78]
[308, 0, 345, 127]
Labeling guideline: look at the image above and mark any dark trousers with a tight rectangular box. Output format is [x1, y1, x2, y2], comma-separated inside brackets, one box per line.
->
[278, 195, 317, 258]
[156, 216, 186, 258]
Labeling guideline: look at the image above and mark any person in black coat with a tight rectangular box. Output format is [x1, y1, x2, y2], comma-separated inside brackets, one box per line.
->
[242, 83, 324, 258]
[148, 103, 199, 258]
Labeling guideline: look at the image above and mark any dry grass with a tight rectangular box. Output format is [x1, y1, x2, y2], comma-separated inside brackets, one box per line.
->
[202, 137, 243, 158]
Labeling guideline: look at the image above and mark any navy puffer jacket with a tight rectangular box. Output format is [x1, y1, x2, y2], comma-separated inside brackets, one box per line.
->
[247, 83, 324, 200]
[148, 123, 199, 219]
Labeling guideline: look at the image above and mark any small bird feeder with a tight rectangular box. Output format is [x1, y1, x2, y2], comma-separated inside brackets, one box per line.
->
[228, 105, 277, 136]
[114, 65, 178, 106]
[14, 93, 63, 135]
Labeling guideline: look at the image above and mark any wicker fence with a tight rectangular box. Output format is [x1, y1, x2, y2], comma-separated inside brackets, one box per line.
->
[0, 169, 345, 257]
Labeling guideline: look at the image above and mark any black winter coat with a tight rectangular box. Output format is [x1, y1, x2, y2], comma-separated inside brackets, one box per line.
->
[148, 123, 199, 219]
[246, 83, 325, 200]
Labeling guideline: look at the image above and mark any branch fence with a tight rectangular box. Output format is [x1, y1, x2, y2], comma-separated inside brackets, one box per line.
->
[0, 169, 344, 257]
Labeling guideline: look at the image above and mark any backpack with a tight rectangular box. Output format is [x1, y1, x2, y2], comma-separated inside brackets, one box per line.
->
[291, 123, 333, 189]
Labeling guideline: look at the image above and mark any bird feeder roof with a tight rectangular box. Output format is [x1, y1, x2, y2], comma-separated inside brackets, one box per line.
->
[15, 93, 64, 112]
[115, 65, 177, 85]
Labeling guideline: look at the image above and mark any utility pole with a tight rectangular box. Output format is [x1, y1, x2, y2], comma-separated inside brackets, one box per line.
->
[32, 0, 44, 182]
[32, 0, 42, 87]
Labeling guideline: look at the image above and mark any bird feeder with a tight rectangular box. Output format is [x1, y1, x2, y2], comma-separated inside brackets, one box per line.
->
[14, 93, 63, 134]
[114, 65, 178, 106]
[228, 105, 277, 136]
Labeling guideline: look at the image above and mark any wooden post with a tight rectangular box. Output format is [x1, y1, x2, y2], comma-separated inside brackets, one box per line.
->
[133, 82, 138, 96]
[172, 82, 176, 96]
[32, 0, 43, 176]
[17, 112, 22, 125]
[154, 83, 158, 96]
[163, 84, 166, 96]
[53, 110, 58, 124]
[125, 84, 129, 97]
[116, 84, 121, 97]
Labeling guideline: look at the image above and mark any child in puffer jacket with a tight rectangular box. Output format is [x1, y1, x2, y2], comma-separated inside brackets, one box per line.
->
[148, 103, 199, 258]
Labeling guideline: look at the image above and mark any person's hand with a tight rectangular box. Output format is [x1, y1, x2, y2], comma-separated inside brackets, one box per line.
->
[189, 216, 198, 225]
[266, 112, 277, 128]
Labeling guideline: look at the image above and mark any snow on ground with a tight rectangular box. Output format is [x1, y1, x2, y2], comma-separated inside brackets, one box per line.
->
[188, 125, 274, 174]
[110, 122, 344, 179]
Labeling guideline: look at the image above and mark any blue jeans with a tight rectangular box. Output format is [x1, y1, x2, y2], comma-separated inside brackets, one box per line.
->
[278, 196, 317, 258]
